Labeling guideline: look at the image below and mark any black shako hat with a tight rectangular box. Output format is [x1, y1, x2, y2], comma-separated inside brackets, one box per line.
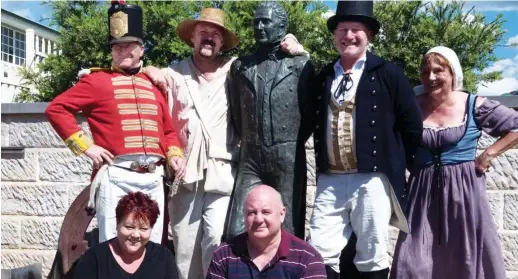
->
[327, 1, 380, 35]
[108, 1, 143, 44]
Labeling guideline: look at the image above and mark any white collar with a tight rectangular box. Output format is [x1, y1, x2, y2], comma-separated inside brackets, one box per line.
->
[333, 54, 367, 74]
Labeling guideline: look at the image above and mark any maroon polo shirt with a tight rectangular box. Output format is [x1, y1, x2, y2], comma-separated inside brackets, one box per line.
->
[206, 229, 326, 279]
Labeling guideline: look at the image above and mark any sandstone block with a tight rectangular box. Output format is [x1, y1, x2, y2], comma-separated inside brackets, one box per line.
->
[1, 151, 37, 181]
[485, 150, 518, 190]
[387, 227, 400, 260]
[306, 185, 316, 208]
[8, 115, 64, 147]
[67, 184, 89, 206]
[1, 250, 55, 277]
[478, 132, 498, 149]
[2, 120, 9, 146]
[306, 148, 316, 187]
[502, 233, 518, 271]
[6, 114, 91, 148]
[504, 193, 518, 230]
[1, 184, 67, 216]
[305, 136, 314, 149]
[1, 218, 20, 248]
[487, 192, 504, 229]
[39, 150, 92, 182]
[21, 218, 62, 249]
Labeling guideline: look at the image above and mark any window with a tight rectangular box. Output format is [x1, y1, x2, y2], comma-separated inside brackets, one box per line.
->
[1, 26, 25, 66]
[38, 37, 43, 52]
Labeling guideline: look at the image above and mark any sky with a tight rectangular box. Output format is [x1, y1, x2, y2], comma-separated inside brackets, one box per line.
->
[2, 0, 518, 95]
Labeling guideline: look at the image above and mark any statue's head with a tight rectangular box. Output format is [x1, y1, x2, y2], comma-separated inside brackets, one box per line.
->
[254, 2, 287, 45]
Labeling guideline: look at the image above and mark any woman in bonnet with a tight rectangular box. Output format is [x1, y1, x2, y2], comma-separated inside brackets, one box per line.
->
[390, 46, 518, 279]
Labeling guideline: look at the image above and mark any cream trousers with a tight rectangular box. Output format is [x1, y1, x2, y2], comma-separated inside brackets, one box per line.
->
[308, 172, 393, 273]
[95, 157, 165, 244]
[168, 180, 230, 279]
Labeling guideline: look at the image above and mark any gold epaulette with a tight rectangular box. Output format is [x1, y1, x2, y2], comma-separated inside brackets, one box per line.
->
[77, 67, 112, 78]
[89, 67, 111, 72]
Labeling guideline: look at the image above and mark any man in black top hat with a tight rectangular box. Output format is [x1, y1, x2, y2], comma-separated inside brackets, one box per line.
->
[307, 1, 422, 278]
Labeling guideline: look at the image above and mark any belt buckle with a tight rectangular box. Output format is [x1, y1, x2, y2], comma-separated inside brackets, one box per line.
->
[130, 161, 139, 171]
[136, 158, 156, 173]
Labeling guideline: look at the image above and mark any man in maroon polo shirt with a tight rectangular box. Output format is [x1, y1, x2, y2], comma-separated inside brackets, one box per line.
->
[206, 185, 326, 279]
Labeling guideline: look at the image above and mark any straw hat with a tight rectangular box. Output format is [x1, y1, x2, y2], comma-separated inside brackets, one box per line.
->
[177, 8, 238, 51]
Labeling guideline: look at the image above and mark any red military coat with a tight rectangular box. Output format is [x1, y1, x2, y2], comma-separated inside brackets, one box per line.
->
[45, 67, 182, 159]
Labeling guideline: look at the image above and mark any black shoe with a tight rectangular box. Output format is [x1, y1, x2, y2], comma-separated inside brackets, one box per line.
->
[359, 268, 389, 279]
[326, 265, 340, 279]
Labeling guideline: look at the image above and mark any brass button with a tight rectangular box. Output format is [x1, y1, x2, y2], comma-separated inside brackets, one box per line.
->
[372, 105, 377, 111]
[370, 77, 375, 82]
[317, 95, 322, 100]
[373, 166, 377, 172]
[316, 110, 320, 115]
[372, 150, 377, 156]
[371, 90, 376, 96]
[315, 139, 319, 144]
[372, 136, 377, 142]
[285, 103, 289, 108]
[316, 125, 320, 129]
[315, 152, 319, 157]
[370, 120, 376, 126]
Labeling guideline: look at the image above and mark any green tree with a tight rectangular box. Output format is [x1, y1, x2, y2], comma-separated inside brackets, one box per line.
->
[372, 0, 505, 92]
[16, 0, 201, 102]
[16, 0, 506, 102]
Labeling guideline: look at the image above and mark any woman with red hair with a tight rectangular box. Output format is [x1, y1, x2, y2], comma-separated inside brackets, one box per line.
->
[73, 192, 178, 279]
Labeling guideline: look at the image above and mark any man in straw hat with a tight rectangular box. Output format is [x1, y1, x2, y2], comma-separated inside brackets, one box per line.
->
[307, 1, 422, 278]
[46, 0, 184, 244]
[143, 7, 307, 279]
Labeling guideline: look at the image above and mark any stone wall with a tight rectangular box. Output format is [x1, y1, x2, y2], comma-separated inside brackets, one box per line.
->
[2, 99, 518, 278]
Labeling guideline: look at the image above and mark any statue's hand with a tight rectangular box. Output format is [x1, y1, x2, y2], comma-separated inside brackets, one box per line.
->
[281, 33, 309, 57]
[143, 66, 172, 94]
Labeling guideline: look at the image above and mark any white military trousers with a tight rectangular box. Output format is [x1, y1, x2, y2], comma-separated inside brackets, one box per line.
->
[95, 156, 165, 243]
[308, 172, 393, 273]
[168, 179, 230, 279]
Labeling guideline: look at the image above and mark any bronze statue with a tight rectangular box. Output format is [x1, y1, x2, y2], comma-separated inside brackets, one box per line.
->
[224, 2, 315, 240]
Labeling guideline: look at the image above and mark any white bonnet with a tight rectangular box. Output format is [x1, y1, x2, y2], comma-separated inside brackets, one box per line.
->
[414, 46, 464, 95]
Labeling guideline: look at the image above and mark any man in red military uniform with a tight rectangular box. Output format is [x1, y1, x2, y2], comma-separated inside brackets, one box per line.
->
[45, 1, 184, 244]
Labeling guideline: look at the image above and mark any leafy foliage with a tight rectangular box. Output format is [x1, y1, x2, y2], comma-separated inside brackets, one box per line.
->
[16, 0, 506, 102]
[372, 1, 505, 92]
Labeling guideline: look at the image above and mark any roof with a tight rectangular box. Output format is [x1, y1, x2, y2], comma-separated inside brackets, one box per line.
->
[502, 90, 518, 96]
[1, 8, 60, 36]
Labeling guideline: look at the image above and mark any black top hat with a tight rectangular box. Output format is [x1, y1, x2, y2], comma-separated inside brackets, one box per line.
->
[108, 1, 143, 44]
[327, 1, 380, 35]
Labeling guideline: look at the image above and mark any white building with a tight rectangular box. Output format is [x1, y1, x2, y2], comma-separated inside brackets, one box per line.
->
[1, 8, 60, 103]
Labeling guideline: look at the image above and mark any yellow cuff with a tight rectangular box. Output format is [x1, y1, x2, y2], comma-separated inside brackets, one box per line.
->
[167, 146, 183, 159]
[64, 131, 93, 156]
